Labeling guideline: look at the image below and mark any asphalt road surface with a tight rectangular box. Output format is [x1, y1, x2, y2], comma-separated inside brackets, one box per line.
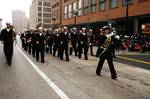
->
[115, 52, 150, 70]
[0, 36, 150, 99]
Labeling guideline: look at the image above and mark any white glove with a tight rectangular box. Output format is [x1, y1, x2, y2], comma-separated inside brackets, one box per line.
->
[106, 32, 114, 38]
[115, 35, 120, 40]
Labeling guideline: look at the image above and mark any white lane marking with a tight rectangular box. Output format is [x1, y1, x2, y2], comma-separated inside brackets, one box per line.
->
[17, 47, 69, 99]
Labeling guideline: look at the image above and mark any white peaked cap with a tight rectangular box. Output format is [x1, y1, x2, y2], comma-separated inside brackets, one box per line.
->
[82, 27, 86, 30]
[63, 26, 67, 29]
[38, 27, 42, 30]
[73, 27, 76, 30]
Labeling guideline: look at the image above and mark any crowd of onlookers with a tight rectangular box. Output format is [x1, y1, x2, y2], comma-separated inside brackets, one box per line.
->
[113, 34, 150, 53]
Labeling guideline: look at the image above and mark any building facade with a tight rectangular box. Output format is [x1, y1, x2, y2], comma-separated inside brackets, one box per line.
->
[62, 0, 150, 35]
[30, 0, 52, 29]
[51, 0, 62, 28]
[0, 18, 2, 30]
[12, 10, 29, 34]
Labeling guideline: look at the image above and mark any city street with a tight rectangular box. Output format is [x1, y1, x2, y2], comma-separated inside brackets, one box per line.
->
[0, 37, 150, 99]
[115, 52, 150, 70]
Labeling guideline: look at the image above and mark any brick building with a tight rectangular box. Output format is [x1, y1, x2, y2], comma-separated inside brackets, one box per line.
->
[61, 0, 150, 35]
[51, 0, 62, 28]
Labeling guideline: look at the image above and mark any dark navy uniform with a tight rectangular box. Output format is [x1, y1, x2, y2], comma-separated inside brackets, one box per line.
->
[0, 28, 14, 65]
[59, 32, 69, 61]
[53, 32, 60, 57]
[20, 33, 26, 48]
[26, 31, 32, 55]
[31, 31, 37, 57]
[46, 31, 53, 54]
[78, 32, 88, 60]
[70, 31, 78, 56]
[35, 32, 46, 63]
[96, 26, 117, 80]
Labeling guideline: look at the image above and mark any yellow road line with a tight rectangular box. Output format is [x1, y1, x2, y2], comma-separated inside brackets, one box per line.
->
[117, 56, 150, 65]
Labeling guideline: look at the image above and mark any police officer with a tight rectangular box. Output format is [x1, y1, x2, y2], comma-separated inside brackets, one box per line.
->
[35, 27, 46, 63]
[78, 28, 88, 60]
[96, 26, 117, 80]
[70, 27, 78, 56]
[59, 27, 69, 61]
[0, 23, 15, 65]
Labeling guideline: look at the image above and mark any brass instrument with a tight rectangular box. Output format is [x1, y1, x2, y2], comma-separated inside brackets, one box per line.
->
[98, 37, 112, 58]
[27, 37, 32, 43]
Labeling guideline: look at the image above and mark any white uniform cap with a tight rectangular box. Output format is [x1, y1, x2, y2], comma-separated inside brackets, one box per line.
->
[73, 27, 76, 30]
[82, 27, 86, 30]
[38, 27, 42, 30]
[63, 26, 67, 29]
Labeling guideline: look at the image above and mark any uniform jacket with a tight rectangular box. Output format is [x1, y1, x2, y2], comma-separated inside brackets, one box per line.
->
[0, 28, 14, 45]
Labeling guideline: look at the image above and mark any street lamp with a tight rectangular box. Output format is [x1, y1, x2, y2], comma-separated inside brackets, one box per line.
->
[74, 9, 78, 28]
[52, 15, 56, 29]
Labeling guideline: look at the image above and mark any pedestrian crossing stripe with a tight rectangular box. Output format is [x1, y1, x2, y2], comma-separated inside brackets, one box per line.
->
[117, 56, 150, 65]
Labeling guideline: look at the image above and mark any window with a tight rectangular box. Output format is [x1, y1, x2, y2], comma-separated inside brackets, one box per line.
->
[38, 13, 42, 17]
[78, 0, 82, 16]
[99, 0, 106, 11]
[43, 13, 51, 17]
[38, 1, 42, 6]
[73, 2, 77, 17]
[110, 0, 118, 8]
[91, 0, 96, 13]
[43, 8, 51, 12]
[43, 19, 51, 23]
[83, 0, 88, 15]
[38, 7, 42, 12]
[43, 2, 51, 6]
[68, 4, 72, 18]
[43, 24, 51, 28]
[38, 18, 41, 22]
[123, 0, 133, 5]
[64, 6, 67, 19]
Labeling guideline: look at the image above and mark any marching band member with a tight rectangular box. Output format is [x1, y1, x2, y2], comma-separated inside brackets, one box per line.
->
[96, 26, 117, 80]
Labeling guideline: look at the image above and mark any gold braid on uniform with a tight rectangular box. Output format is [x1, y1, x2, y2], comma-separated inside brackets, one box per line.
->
[98, 37, 112, 58]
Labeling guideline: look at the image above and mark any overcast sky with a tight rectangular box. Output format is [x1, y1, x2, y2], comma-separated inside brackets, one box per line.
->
[0, 0, 32, 27]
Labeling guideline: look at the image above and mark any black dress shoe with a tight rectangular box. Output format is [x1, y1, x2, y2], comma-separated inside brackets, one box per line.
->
[111, 77, 117, 80]
[85, 58, 88, 60]
[96, 71, 101, 76]
[66, 59, 70, 61]
[41, 61, 45, 63]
